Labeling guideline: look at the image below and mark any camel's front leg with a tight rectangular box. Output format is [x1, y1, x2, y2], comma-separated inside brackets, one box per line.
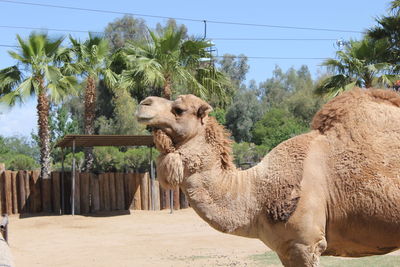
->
[276, 238, 327, 267]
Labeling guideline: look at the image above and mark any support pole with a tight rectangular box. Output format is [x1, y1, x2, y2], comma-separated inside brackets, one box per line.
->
[170, 189, 173, 214]
[150, 147, 155, 211]
[61, 148, 65, 214]
[71, 139, 76, 216]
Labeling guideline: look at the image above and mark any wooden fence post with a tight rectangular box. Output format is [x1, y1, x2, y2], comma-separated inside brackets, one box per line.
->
[140, 173, 149, 210]
[73, 172, 80, 215]
[179, 189, 189, 209]
[133, 173, 141, 210]
[30, 170, 41, 213]
[0, 164, 4, 215]
[2, 171, 12, 215]
[173, 186, 180, 210]
[17, 171, 26, 213]
[42, 175, 52, 213]
[103, 173, 110, 211]
[124, 173, 132, 210]
[90, 174, 100, 213]
[51, 172, 61, 214]
[115, 173, 125, 210]
[109, 173, 116, 211]
[80, 173, 90, 214]
[11, 172, 18, 214]
[153, 180, 160, 210]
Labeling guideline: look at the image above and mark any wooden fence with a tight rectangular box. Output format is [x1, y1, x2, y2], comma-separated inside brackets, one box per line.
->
[0, 170, 188, 215]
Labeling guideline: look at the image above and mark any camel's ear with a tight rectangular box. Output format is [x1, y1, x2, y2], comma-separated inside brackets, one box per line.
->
[197, 103, 213, 123]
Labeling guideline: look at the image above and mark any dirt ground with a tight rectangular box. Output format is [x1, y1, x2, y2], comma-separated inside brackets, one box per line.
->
[7, 209, 400, 267]
[9, 209, 267, 267]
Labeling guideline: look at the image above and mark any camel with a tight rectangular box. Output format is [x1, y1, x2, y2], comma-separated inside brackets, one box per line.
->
[136, 88, 400, 267]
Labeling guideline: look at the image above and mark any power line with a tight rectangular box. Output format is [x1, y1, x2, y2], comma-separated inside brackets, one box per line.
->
[215, 56, 327, 60]
[211, 38, 337, 41]
[0, 43, 327, 60]
[0, 25, 339, 42]
[0, 0, 364, 34]
[0, 44, 18, 48]
[0, 25, 103, 35]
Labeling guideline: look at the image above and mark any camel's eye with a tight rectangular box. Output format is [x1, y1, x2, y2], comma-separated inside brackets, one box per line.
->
[173, 107, 184, 116]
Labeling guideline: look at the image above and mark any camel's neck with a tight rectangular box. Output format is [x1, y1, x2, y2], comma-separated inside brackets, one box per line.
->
[177, 137, 262, 237]
[181, 167, 262, 237]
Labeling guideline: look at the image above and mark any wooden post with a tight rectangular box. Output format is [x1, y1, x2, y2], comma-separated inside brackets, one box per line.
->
[126, 173, 135, 210]
[30, 170, 41, 213]
[2, 171, 12, 215]
[73, 172, 81, 215]
[140, 173, 149, 210]
[173, 186, 180, 210]
[80, 173, 90, 214]
[90, 174, 100, 213]
[17, 171, 26, 213]
[109, 173, 117, 211]
[0, 164, 3, 215]
[179, 189, 189, 209]
[153, 180, 160, 210]
[11, 172, 18, 214]
[115, 173, 125, 210]
[103, 173, 111, 211]
[98, 173, 105, 211]
[123, 173, 131, 209]
[41, 175, 52, 213]
[51, 172, 61, 214]
[24, 171, 31, 212]
[133, 173, 141, 210]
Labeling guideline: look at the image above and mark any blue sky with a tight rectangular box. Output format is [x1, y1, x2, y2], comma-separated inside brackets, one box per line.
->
[0, 0, 388, 137]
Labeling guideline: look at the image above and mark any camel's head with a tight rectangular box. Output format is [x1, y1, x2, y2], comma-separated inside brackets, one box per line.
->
[136, 94, 213, 145]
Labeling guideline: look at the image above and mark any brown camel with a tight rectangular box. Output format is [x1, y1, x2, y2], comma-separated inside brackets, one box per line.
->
[136, 88, 400, 267]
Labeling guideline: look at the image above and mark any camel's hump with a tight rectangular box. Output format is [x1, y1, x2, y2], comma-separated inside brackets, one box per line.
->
[311, 88, 400, 134]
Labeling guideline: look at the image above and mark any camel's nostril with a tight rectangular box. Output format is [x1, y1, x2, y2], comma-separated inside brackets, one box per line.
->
[140, 98, 153, 106]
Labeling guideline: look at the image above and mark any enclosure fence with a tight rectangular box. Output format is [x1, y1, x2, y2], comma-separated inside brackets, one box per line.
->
[0, 170, 187, 215]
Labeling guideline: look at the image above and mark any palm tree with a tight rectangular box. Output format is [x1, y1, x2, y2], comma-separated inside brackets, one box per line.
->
[67, 34, 118, 171]
[0, 33, 77, 180]
[368, 1, 400, 64]
[120, 26, 230, 101]
[315, 37, 398, 98]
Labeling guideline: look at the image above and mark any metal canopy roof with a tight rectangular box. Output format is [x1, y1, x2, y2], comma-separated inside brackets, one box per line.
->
[56, 135, 154, 148]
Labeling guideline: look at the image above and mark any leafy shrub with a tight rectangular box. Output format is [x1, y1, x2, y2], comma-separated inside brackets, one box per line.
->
[3, 153, 39, 170]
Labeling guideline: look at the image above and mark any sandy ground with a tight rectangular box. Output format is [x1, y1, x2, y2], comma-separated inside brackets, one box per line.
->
[8, 209, 267, 267]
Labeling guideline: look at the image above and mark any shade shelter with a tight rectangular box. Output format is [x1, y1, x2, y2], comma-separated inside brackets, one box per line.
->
[56, 134, 168, 215]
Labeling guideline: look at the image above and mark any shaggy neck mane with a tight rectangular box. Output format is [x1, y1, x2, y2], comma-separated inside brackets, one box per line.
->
[204, 116, 235, 171]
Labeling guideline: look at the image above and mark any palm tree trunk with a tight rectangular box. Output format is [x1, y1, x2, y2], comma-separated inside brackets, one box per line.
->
[84, 75, 96, 172]
[36, 77, 51, 180]
[163, 75, 172, 100]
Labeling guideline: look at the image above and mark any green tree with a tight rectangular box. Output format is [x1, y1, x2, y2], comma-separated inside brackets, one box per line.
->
[120, 26, 229, 101]
[225, 89, 263, 142]
[252, 108, 308, 151]
[104, 15, 148, 51]
[0, 33, 77, 179]
[315, 37, 397, 98]
[68, 34, 118, 171]
[368, 0, 400, 64]
[218, 53, 250, 89]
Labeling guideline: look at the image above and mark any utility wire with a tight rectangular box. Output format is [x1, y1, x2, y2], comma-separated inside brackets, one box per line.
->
[0, 26, 339, 41]
[0, 44, 18, 48]
[0, 0, 364, 34]
[211, 38, 337, 41]
[0, 43, 327, 59]
[0, 25, 103, 35]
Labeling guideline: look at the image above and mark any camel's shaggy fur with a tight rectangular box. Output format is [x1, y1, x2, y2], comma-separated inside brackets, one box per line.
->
[136, 89, 400, 267]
